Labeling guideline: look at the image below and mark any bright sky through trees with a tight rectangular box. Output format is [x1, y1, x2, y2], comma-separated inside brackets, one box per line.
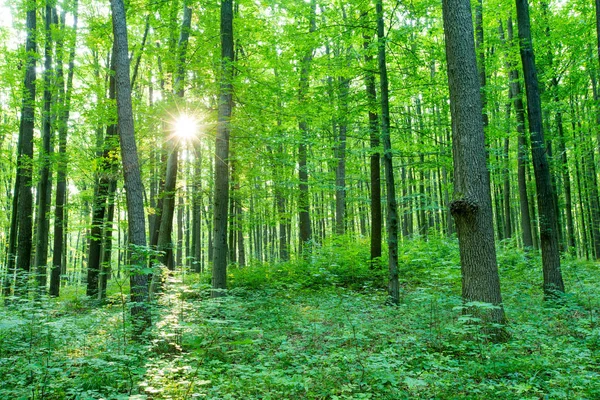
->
[172, 114, 199, 142]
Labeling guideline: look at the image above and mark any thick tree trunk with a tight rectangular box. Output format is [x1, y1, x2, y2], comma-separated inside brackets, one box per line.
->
[212, 0, 234, 296]
[12, 1, 37, 296]
[376, 0, 400, 304]
[515, 0, 565, 296]
[442, 0, 506, 329]
[111, 0, 150, 330]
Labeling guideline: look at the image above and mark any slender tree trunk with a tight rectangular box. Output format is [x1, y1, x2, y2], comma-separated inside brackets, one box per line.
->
[335, 74, 349, 236]
[212, 0, 234, 296]
[50, 5, 78, 297]
[515, 0, 565, 296]
[192, 142, 203, 271]
[506, 17, 534, 248]
[376, 0, 400, 304]
[99, 180, 117, 300]
[111, 0, 150, 330]
[87, 52, 118, 298]
[176, 195, 184, 267]
[442, 0, 506, 330]
[157, 144, 179, 269]
[35, 4, 56, 290]
[298, 0, 316, 255]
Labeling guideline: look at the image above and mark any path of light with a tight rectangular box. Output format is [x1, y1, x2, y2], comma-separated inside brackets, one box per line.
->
[173, 114, 198, 141]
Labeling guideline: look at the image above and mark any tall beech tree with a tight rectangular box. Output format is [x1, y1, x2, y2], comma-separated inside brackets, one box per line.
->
[363, 29, 382, 261]
[515, 0, 565, 296]
[376, 0, 399, 305]
[507, 16, 534, 249]
[8, 0, 37, 296]
[442, 0, 506, 327]
[212, 0, 234, 296]
[50, 3, 78, 297]
[110, 0, 150, 329]
[35, 3, 56, 290]
[297, 0, 316, 255]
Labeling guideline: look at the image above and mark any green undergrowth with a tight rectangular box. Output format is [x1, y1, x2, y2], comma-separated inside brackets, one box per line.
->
[1, 237, 599, 398]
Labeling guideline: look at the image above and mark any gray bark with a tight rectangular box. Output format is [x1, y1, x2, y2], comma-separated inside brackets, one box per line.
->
[442, 0, 506, 328]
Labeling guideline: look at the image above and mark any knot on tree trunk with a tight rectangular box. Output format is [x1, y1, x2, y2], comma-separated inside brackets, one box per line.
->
[450, 197, 479, 217]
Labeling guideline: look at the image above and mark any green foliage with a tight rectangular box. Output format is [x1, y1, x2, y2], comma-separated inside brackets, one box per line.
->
[2, 239, 600, 398]
[227, 236, 387, 291]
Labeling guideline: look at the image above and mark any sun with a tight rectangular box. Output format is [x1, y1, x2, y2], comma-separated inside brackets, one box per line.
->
[173, 114, 198, 141]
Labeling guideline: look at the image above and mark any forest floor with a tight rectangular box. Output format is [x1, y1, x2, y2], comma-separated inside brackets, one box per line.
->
[1, 237, 600, 399]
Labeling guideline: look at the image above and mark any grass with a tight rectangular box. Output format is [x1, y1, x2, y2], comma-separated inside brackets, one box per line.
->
[1, 237, 599, 398]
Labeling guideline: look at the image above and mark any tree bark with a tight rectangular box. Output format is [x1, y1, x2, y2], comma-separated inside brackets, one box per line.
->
[87, 52, 117, 298]
[212, 0, 234, 296]
[363, 32, 382, 260]
[111, 0, 150, 331]
[376, 0, 400, 305]
[335, 74, 349, 236]
[50, 4, 78, 297]
[515, 0, 565, 296]
[35, 4, 56, 290]
[297, 0, 316, 256]
[506, 17, 533, 248]
[11, 0, 37, 296]
[442, 0, 506, 329]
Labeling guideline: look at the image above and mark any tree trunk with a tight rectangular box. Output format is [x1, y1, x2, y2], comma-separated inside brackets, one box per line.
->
[50, 5, 78, 297]
[87, 52, 117, 298]
[35, 4, 56, 290]
[376, 0, 400, 305]
[298, 0, 316, 256]
[442, 0, 506, 329]
[12, 0, 37, 296]
[212, 0, 234, 296]
[505, 17, 534, 249]
[335, 74, 349, 236]
[515, 0, 565, 296]
[157, 144, 179, 269]
[111, 0, 150, 331]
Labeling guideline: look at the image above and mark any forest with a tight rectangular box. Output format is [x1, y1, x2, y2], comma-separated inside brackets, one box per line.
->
[1, 0, 600, 397]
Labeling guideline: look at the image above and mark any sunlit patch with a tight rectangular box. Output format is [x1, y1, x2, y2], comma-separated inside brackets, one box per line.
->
[173, 114, 198, 141]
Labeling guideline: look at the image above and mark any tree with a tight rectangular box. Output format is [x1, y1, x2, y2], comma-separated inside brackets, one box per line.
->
[50, 3, 78, 297]
[363, 28, 382, 261]
[297, 0, 316, 256]
[212, 0, 234, 296]
[157, 0, 193, 270]
[507, 16, 533, 249]
[376, 0, 399, 305]
[8, 0, 37, 296]
[35, 3, 56, 290]
[515, 0, 565, 297]
[442, 0, 506, 327]
[111, 0, 150, 330]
